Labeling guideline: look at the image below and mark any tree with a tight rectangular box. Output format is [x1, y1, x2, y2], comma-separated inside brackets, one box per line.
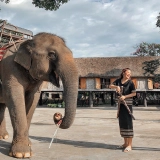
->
[32, 0, 70, 11]
[156, 12, 160, 28]
[0, 0, 70, 11]
[0, 0, 9, 11]
[132, 42, 160, 56]
[132, 42, 160, 85]
[142, 59, 160, 76]
[0, 0, 9, 3]
[132, 13, 160, 87]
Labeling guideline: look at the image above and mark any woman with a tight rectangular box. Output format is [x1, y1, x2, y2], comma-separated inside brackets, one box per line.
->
[109, 68, 136, 152]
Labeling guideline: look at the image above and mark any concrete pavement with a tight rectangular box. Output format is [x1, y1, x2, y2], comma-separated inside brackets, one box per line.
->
[1, 105, 160, 160]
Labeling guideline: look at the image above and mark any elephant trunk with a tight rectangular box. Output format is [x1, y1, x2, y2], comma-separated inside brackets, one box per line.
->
[57, 57, 78, 129]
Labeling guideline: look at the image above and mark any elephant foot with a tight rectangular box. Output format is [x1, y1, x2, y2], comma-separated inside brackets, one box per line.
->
[9, 140, 32, 158]
[0, 129, 9, 140]
[9, 151, 32, 158]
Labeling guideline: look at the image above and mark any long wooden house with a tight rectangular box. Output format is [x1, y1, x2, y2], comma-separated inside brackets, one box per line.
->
[40, 56, 160, 107]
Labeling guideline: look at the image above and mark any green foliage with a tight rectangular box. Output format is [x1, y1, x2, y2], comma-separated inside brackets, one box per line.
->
[0, 0, 9, 10]
[47, 101, 65, 108]
[153, 74, 160, 83]
[0, 0, 69, 11]
[0, 0, 10, 3]
[133, 42, 160, 83]
[62, 101, 65, 107]
[156, 12, 160, 28]
[142, 59, 160, 83]
[143, 59, 160, 76]
[32, 0, 70, 11]
[132, 42, 160, 56]
[47, 103, 57, 108]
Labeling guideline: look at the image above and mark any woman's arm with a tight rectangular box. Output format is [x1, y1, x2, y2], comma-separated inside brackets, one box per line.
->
[120, 92, 136, 100]
[124, 92, 136, 98]
[109, 84, 120, 93]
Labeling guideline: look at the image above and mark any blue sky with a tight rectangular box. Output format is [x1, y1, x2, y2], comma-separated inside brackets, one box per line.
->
[0, 0, 160, 58]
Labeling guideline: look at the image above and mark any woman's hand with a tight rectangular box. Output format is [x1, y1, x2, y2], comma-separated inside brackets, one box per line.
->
[116, 86, 121, 93]
[119, 95, 126, 101]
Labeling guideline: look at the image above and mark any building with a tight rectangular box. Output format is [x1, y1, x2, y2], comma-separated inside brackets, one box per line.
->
[40, 56, 160, 107]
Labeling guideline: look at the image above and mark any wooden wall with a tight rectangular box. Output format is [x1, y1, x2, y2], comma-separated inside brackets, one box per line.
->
[95, 78, 101, 89]
[42, 77, 154, 91]
[79, 78, 86, 89]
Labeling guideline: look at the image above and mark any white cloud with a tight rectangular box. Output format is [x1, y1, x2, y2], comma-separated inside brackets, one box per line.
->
[0, 0, 160, 58]
[77, 43, 90, 47]
[9, 0, 25, 5]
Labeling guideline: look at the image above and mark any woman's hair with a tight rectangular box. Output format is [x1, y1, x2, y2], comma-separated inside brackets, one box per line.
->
[119, 68, 131, 79]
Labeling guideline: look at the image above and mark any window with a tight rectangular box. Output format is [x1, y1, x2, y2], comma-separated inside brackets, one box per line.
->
[100, 78, 110, 89]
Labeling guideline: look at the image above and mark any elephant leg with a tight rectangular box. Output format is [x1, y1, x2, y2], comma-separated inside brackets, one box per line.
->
[0, 103, 9, 139]
[25, 91, 41, 146]
[4, 86, 32, 158]
[25, 92, 41, 129]
[25, 82, 43, 146]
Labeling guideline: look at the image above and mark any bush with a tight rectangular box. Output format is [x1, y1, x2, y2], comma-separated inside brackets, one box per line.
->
[47, 104, 57, 108]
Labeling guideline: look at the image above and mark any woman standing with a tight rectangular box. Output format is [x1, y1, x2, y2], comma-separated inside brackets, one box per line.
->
[109, 68, 136, 152]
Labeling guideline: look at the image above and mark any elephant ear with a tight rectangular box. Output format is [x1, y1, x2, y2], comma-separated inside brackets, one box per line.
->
[14, 40, 33, 70]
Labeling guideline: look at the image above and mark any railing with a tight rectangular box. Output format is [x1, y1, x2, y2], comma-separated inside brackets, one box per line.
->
[0, 20, 33, 48]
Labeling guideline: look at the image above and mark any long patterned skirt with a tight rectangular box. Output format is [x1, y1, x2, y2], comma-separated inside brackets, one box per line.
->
[118, 104, 134, 138]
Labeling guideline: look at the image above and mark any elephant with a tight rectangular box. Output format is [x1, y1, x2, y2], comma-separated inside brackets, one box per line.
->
[0, 32, 78, 158]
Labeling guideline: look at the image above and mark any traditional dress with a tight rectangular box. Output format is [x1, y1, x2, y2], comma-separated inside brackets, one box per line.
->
[113, 78, 136, 138]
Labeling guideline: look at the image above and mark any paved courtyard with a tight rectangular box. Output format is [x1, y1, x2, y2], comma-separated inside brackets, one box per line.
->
[1, 105, 160, 160]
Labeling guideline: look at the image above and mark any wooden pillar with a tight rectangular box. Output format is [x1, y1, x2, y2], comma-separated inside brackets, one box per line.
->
[111, 92, 114, 106]
[89, 91, 93, 107]
[39, 91, 43, 106]
[143, 92, 147, 107]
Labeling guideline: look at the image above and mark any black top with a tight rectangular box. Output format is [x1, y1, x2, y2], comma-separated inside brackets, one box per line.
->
[112, 78, 136, 95]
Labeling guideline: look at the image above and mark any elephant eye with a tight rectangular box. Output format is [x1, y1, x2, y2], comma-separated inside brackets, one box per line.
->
[48, 51, 57, 60]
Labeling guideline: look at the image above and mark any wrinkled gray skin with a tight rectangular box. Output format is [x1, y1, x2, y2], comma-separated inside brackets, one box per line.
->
[0, 32, 78, 158]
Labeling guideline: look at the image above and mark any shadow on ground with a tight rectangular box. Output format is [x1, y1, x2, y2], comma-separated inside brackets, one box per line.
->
[0, 140, 10, 156]
[1, 135, 160, 158]
[29, 136, 160, 151]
